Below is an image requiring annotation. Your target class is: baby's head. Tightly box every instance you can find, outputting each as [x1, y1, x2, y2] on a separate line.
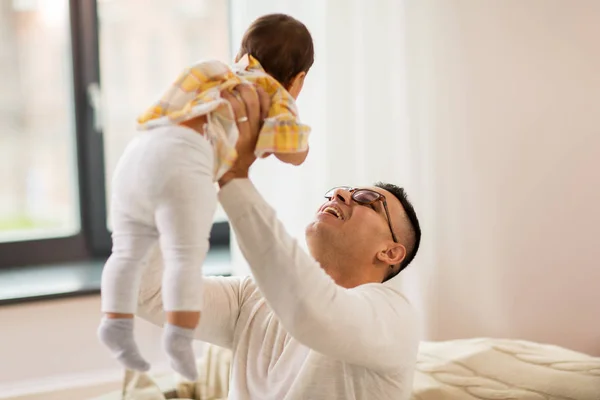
[235, 14, 314, 99]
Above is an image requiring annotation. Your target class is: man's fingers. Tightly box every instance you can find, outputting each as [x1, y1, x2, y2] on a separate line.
[256, 86, 270, 121]
[221, 90, 245, 121]
[223, 85, 270, 126]
[234, 84, 260, 128]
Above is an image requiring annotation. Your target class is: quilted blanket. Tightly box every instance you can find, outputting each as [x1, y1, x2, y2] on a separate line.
[93, 338, 600, 399]
[412, 338, 600, 399]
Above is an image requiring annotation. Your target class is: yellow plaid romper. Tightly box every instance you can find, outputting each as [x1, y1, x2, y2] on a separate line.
[137, 54, 311, 180]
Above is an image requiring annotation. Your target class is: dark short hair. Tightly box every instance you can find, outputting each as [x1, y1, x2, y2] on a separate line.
[375, 182, 421, 280]
[236, 13, 314, 89]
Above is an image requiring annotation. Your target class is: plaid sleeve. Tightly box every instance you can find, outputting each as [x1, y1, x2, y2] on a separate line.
[249, 75, 311, 155]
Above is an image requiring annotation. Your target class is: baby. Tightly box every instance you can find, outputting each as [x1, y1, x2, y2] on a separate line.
[98, 13, 314, 381]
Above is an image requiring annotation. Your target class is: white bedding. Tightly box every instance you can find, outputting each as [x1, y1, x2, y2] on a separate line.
[93, 338, 600, 399]
[412, 338, 600, 399]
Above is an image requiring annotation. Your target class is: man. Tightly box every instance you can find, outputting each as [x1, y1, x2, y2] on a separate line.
[137, 85, 422, 399]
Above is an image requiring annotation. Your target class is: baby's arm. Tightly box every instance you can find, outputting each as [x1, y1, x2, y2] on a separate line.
[252, 76, 310, 166]
[274, 149, 309, 166]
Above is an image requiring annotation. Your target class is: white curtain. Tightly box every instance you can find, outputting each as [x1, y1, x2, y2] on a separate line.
[227, 0, 425, 311]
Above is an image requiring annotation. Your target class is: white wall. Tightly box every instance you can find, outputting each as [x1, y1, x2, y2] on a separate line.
[407, 0, 600, 355]
[0, 295, 203, 398]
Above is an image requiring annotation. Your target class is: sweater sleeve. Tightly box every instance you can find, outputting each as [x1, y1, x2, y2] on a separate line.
[218, 179, 419, 371]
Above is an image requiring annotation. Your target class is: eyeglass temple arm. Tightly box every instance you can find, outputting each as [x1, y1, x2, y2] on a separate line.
[382, 201, 398, 243]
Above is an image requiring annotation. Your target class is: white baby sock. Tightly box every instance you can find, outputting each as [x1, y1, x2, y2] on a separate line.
[163, 323, 198, 381]
[97, 317, 150, 372]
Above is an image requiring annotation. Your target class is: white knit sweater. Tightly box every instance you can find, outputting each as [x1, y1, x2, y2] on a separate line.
[137, 179, 419, 399]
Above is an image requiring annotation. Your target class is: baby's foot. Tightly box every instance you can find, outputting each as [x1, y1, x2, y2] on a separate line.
[98, 317, 150, 372]
[163, 323, 198, 381]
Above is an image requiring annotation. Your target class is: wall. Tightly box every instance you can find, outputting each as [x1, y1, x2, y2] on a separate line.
[0, 295, 203, 398]
[407, 0, 600, 355]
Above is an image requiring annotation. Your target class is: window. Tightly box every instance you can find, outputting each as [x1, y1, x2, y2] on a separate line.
[0, 0, 79, 244]
[0, 0, 231, 269]
[0, 0, 87, 267]
[97, 0, 231, 225]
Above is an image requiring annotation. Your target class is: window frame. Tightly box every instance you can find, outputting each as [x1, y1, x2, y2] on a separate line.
[0, 0, 230, 269]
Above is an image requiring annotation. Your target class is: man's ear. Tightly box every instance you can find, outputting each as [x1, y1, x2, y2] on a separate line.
[376, 243, 406, 267]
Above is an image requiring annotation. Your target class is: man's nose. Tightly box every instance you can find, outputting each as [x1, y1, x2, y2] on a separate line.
[331, 187, 352, 205]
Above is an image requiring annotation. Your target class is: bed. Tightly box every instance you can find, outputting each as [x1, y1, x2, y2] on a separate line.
[92, 338, 600, 399]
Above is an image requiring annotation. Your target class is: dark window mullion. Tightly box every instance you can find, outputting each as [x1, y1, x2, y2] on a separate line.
[70, 0, 111, 257]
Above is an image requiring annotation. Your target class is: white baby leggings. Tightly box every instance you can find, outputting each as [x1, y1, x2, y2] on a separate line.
[101, 125, 216, 314]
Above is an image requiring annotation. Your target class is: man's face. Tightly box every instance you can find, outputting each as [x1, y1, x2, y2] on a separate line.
[305, 186, 405, 268]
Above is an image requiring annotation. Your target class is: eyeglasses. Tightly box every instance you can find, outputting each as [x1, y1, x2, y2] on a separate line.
[324, 186, 398, 243]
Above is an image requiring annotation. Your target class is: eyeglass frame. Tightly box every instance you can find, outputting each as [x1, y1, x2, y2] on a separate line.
[324, 186, 398, 243]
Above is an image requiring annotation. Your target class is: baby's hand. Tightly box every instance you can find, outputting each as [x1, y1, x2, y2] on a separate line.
[274, 149, 309, 166]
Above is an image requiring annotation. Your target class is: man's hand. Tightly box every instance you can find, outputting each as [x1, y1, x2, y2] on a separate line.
[218, 84, 270, 188]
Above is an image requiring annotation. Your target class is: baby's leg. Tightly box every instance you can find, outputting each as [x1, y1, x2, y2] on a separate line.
[156, 169, 217, 381]
[98, 210, 158, 372]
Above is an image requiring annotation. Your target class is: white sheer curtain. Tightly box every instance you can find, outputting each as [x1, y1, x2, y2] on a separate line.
[227, 0, 426, 314]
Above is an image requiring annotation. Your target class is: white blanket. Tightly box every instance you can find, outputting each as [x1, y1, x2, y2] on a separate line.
[412, 338, 600, 400]
[93, 338, 600, 399]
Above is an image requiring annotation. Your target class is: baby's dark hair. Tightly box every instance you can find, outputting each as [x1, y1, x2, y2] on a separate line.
[236, 13, 314, 89]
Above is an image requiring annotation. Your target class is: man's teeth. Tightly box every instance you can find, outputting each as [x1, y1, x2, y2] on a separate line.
[324, 207, 342, 219]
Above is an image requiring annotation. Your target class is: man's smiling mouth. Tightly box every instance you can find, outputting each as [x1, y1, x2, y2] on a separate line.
[322, 206, 343, 220]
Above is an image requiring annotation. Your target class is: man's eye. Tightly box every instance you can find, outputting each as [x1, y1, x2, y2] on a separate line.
[370, 204, 377, 211]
